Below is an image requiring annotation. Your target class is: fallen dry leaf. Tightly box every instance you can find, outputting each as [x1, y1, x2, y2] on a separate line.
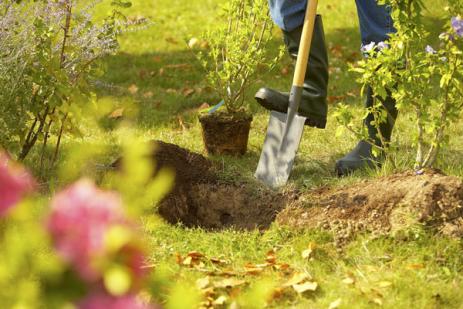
[212, 295, 227, 306]
[108, 108, 124, 119]
[153, 101, 162, 109]
[265, 249, 277, 265]
[128, 84, 138, 95]
[182, 256, 193, 266]
[407, 263, 425, 270]
[378, 281, 392, 288]
[244, 264, 264, 276]
[328, 298, 342, 309]
[188, 37, 199, 49]
[175, 252, 183, 265]
[200, 40, 209, 49]
[372, 297, 383, 306]
[328, 95, 346, 103]
[270, 287, 285, 300]
[346, 91, 357, 97]
[216, 270, 238, 277]
[274, 263, 291, 272]
[187, 251, 204, 259]
[342, 276, 355, 285]
[283, 272, 311, 287]
[280, 66, 290, 76]
[210, 257, 228, 265]
[330, 44, 344, 58]
[214, 278, 246, 289]
[143, 91, 154, 99]
[196, 277, 211, 290]
[198, 103, 210, 110]
[301, 242, 317, 259]
[182, 87, 195, 97]
[292, 281, 318, 293]
[138, 69, 148, 80]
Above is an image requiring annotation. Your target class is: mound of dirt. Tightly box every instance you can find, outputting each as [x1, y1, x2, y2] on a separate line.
[113, 141, 463, 239]
[277, 170, 463, 243]
[141, 141, 290, 230]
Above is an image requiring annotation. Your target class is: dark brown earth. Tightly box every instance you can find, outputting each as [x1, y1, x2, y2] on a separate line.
[141, 141, 289, 230]
[277, 170, 463, 243]
[115, 141, 463, 239]
[199, 113, 252, 156]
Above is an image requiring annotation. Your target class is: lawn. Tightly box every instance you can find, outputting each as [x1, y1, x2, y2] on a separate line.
[21, 0, 463, 307]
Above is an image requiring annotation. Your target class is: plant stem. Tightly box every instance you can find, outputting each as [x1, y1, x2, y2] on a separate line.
[52, 113, 68, 164]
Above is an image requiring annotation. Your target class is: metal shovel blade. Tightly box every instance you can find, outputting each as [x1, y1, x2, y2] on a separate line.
[255, 111, 306, 188]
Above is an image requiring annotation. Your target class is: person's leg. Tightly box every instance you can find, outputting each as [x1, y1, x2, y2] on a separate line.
[355, 0, 395, 47]
[256, 0, 329, 129]
[268, 0, 307, 32]
[335, 0, 398, 176]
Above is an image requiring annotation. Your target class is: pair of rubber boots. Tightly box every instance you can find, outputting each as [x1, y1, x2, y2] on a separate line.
[255, 15, 398, 176]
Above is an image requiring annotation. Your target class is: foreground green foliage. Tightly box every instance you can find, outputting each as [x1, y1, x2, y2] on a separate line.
[336, 0, 463, 170]
[1, 0, 462, 308]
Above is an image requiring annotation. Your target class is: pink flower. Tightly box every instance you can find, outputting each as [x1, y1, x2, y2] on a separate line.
[47, 179, 125, 281]
[79, 292, 159, 309]
[119, 243, 150, 288]
[0, 152, 35, 216]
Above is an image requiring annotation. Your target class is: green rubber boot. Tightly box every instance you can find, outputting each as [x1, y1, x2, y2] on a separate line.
[254, 15, 329, 129]
[335, 87, 398, 176]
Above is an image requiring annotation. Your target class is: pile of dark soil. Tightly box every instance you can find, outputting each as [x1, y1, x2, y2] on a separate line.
[113, 141, 463, 240]
[143, 141, 290, 230]
[277, 170, 463, 242]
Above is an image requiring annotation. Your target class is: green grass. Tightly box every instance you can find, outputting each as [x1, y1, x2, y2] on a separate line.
[34, 0, 463, 307]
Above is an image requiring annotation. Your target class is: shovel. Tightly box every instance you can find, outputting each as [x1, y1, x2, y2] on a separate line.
[255, 0, 318, 188]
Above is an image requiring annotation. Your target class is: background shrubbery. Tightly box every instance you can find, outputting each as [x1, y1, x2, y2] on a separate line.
[0, 0, 125, 164]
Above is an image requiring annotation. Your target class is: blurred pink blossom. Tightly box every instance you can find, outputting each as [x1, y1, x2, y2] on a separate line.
[48, 179, 125, 281]
[0, 152, 35, 216]
[79, 292, 159, 309]
[120, 243, 150, 288]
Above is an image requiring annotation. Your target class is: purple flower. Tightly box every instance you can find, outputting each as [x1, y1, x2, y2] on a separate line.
[425, 45, 436, 54]
[377, 41, 389, 50]
[451, 16, 463, 37]
[361, 42, 376, 54]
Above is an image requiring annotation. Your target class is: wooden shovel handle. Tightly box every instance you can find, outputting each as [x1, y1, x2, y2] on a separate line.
[293, 0, 318, 87]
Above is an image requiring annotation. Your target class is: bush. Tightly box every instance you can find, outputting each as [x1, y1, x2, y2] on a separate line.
[0, 0, 128, 164]
[195, 0, 282, 115]
[335, 0, 463, 170]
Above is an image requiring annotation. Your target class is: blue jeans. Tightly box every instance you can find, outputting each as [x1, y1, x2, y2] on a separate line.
[269, 0, 396, 46]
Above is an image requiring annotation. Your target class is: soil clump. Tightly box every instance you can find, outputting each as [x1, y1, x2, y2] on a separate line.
[277, 170, 463, 243]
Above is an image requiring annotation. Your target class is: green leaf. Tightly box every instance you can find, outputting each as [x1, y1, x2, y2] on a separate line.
[111, 0, 132, 8]
[104, 266, 132, 296]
